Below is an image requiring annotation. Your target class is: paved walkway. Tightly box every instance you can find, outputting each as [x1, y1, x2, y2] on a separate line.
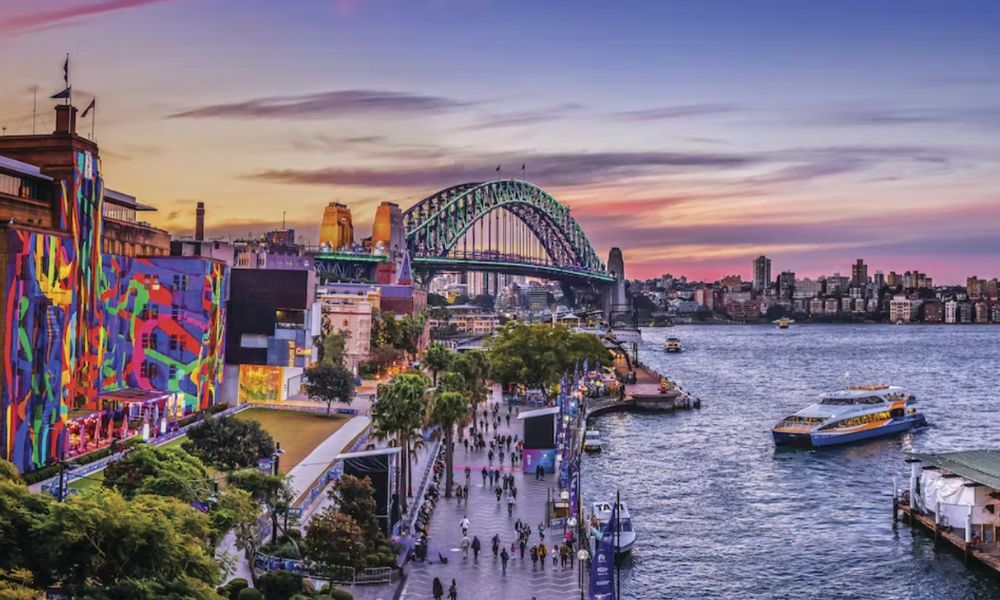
[400, 393, 580, 600]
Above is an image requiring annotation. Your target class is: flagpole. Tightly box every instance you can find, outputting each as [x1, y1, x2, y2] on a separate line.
[616, 488, 621, 600]
[32, 88, 37, 135]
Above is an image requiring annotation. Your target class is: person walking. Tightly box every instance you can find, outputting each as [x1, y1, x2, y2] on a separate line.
[519, 537, 527, 559]
[491, 533, 500, 557]
[537, 542, 547, 566]
[560, 543, 570, 568]
[507, 493, 515, 517]
[488, 449, 494, 466]
[460, 516, 470, 536]
[432, 577, 444, 600]
[448, 579, 458, 600]
[461, 535, 470, 560]
[495, 486, 502, 503]
[465, 465, 471, 482]
[551, 543, 559, 568]
[512, 485, 518, 501]
[481, 467, 487, 485]
[471, 536, 481, 562]
[455, 485, 463, 505]
[529, 545, 538, 569]
[500, 547, 510, 575]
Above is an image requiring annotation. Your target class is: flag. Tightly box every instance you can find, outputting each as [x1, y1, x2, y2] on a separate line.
[495, 164, 501, 172]
[521, 163, 525, 171]
[63, 55, 69, 85]
[589, 503, 617, 599]
[50, 87, 71, 100]
[81, 98, 95, 118]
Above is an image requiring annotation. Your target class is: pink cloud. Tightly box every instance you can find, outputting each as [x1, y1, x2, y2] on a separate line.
[0, 0, 172, 34]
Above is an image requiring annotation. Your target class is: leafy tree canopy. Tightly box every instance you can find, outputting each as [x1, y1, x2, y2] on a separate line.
[303, 362, 356, 414]
[102, 444, 210, 503]
[183, 416, 276, 471]
[485, 322, 609, 389]
[305, 511, 367, 570]
[328, 474, 382, 545]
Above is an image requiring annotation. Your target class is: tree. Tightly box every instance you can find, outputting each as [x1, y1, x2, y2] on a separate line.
[303, 362, 355, 415]
[371, 373, 428, 498]
[213, 488, 263, 585]
[427, 293, 449, 307]
[256, 571, 307, 600]
[305, 511, 367, 571]
[102, 444, 211, 503]
[364, 345, 403, 377]
[485, 322, 608, 389]
[44, 489, 221, 592]
[428, 390, 467, 498]
[0, 465, 53, 586]
[183, 415, 275, 471]
[450, 350, 491, 425]
[314, 330, 348, 367]
[328, 474, 382, 544]
[423, 342, 452, 386]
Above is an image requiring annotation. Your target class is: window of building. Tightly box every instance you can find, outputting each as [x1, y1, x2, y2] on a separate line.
[169, 335, 179, 351]
[171, 306, 180, 319]
[141, 333, 150, 348]
[240, 334, 268, 349]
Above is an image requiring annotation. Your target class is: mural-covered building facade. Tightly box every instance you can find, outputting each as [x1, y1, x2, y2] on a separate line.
[0, 104, 226, 473]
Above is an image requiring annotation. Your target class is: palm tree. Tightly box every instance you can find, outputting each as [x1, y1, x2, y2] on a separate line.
[371, 373, 429, 503]
[423, 342, 452, 386]
[453, 350, 491, 428]
[429, 390, 467, 498]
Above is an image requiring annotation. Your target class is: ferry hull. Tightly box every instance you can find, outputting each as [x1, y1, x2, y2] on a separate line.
[773, 415, 926, 448]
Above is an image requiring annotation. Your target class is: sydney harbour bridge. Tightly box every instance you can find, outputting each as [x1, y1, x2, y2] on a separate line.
[314, 180, 628, 312]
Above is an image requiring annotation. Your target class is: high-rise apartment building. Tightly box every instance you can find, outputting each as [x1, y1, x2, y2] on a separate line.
[752, 255, 771, 292]
[851, 259, 868, 287]
[319, 202, 354, 249]
[873, 271, 886, 289]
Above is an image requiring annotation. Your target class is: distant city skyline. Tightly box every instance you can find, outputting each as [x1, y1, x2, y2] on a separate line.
[3, 1, 1000, 284]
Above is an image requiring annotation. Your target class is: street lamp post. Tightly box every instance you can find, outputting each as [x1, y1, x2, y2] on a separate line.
[271, 442, 285, 543]
[577, 547, 590, 599]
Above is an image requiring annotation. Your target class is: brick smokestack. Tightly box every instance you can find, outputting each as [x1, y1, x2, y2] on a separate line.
[195, 202, 205, 241]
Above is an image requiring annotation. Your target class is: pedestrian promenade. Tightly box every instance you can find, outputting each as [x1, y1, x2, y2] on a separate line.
[400, 396, 580, 600]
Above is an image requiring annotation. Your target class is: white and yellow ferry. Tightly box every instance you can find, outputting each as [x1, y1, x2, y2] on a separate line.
[772, 385, 926, 447]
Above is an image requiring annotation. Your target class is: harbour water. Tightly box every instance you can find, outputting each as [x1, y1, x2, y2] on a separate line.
[582, 324, 1000, 600]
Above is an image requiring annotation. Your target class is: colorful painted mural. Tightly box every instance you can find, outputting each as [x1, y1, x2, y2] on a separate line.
[238, 364, 284, 403]
[0, 150, 228, 473]
[0, 229, 77, 472]
[100, 256, 227, 413]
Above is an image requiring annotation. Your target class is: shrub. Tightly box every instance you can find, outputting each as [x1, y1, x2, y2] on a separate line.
[328, 589, 353, 600]
[257, 571, 305, 600]
[237, 589, 263, 600]
[218, 578, 249, 600]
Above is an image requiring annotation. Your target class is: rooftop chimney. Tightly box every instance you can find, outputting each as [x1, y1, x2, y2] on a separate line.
[195, 202, 205, 241]
[54, 105, 77, 135]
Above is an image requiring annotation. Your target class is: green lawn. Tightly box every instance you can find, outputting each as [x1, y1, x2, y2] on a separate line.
[234, 408, 347, 473]
[68, 469, 104, 492]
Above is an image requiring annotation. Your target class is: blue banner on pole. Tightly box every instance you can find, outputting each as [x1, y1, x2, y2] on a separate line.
[589, 503, 616, 600]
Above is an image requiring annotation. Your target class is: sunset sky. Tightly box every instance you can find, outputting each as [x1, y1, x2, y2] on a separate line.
[2, 0, 999, 283]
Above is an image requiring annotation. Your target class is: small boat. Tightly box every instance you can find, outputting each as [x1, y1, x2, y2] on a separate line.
[773, 317, 794, 329]
[583, 429, 603, 453]
[592, 500, 637, 554]
[772, 384, 926, 448]
[664, 336, 682, 353]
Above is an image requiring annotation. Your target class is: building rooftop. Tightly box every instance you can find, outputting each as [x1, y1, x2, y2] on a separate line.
[0, 154, 52, 180]
[105, 188, 157, 211]
[911, 450, 1000, 490]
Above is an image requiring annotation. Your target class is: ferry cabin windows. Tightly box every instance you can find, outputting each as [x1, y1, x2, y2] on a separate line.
[820, 395, 885, 405]
[777, 416, 824, 428]
[820, 410, 891, 430]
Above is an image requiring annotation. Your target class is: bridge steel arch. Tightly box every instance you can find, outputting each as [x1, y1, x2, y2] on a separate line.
[402, 180, 608, 281]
